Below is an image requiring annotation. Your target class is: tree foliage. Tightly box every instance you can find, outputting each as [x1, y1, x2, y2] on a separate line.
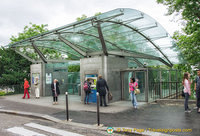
[68, 65, 80, 72]
[157, 0, 200, 71]
[0, 47, 31, 85]
[10, 23, 48, 43]
[76, 14, 87, 22]
[0, 23, 49, 85]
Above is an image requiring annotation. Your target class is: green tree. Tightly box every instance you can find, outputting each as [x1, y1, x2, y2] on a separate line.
[157, 0, 200, 70]
[68, 65, 80, 72]
[10, 23, 48, 43]
[10, 23, 62, 60]
[76, 14, 87, 21]
[0, 23, 50, 85]
[0, 47, 31, 85]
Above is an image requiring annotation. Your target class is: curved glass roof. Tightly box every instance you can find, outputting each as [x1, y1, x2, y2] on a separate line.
[8, 8, 181, 67]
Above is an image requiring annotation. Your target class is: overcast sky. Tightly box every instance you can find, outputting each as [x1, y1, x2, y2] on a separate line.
[0, 0, 182, 46]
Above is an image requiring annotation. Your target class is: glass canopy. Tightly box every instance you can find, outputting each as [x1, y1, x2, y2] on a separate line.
[8, 8, 182, 67]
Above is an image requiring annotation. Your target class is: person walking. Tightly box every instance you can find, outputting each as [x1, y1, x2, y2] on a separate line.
[83, 78, 91, 104]
[96, 75, 109, 107]
[51, 79, 60, 105]
[195, 69, 200, 113]
[22, 78, 30, 99]
[129, 77, 138, 109]
[183, 72, 191, 113]
[34, 77, 40, 99]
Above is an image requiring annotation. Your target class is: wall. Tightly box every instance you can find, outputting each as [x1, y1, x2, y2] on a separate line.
[80, 56, 128, 102]
[30, 64, 43, 96]
[107, 56, 128, 101]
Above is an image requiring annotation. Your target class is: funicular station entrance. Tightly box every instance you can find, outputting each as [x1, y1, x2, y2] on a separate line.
[8, 8, 182, 103]
[121, 68, 182, 102]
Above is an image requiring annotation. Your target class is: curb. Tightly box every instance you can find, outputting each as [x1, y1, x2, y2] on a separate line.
[0, 109, 62, 123]
[155, 99, 196, 105]
[0, 109, 174, 136]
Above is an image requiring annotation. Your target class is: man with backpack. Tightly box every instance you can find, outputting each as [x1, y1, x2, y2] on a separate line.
[84, 78, 91, 104]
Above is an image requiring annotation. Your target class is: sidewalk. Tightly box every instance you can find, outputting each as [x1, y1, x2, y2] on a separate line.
[1, 94, 199, 136]
[2, 94, 147, 113]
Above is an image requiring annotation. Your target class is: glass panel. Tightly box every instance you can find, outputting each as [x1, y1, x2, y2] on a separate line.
[8, 8, 182, 66]
[135, 71, 146, 101]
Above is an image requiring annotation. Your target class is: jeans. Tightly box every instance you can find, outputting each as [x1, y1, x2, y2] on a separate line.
[130, 91, 137, 107]
[184, 93, 189, 111]
[84, 91, 90, 104]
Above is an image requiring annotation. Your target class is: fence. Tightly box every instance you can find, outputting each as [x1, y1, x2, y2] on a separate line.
[67, 83, 81, 95]
[149, 82, 183, 101]
[0, 84, 24, 94]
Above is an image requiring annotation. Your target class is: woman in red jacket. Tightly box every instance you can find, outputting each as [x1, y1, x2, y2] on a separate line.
[23, 78, 30, 99]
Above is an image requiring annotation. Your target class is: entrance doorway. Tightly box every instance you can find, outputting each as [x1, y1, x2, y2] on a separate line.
[121, 68, 148, 102]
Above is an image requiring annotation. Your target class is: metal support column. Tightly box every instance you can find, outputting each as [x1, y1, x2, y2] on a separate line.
[169, 70, 171, 98]
[58, 34, 87, 56]
[31, 42, 47, 63]
[145, 69, 149, 102]
[97, 22, 108, 56]
[159, 70, 162, 99]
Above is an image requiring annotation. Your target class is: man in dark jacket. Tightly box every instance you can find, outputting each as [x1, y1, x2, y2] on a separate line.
[96, 75, 109, 106]
[195, 69, 200, 113]
[51, 79, 60, 105]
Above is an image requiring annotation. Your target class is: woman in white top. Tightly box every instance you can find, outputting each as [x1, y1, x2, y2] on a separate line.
[183, 72, 191, 112]
[34, 77, 40, 99]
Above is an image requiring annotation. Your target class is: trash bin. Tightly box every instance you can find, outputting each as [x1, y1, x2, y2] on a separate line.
[89, 89, 97, 103]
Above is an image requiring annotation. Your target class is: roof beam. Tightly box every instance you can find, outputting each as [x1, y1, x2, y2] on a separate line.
[96, 22, 108, 56]
[58, 34, 87, 56]
[87, 50, 172, 67]
[108, 50, 172, 67]
[128, 58, 146, 68]
[13, 49, 36, 63]
[105, 20, 173, 66]
[31, 42, 47, 63]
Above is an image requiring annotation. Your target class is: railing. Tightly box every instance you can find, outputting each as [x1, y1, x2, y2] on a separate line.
[0, 84, 24, 94]
[66, 83, 81, 95]
[149, 82, 183, 101]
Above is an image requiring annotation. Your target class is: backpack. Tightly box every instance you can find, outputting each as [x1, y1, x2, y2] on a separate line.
[84, 82, 88, 91]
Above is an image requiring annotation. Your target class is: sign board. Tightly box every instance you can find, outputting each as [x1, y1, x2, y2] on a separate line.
[46, 73, 52, 84]
[32, 73, 40, 84]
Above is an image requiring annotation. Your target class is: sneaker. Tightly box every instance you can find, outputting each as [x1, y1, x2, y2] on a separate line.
[134, 106, 137, 109]
[194, 107, 198, 110]
[185, 110, 191, 113]
[53, 102, 56, 105]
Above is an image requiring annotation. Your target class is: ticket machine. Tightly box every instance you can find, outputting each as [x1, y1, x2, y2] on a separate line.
[85, 74, 98, 103]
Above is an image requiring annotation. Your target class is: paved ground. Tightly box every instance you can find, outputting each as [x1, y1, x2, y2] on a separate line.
[2, 94, 147, 113]
[1, 94, 200, 136]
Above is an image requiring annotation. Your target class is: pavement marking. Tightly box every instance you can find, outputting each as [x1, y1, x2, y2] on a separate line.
[25, 123, 84, 136]
[6, 126, 46, 136]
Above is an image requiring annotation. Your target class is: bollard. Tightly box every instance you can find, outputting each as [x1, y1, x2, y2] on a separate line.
[97, 92, 100, 126]
[65, 92, 69, 121]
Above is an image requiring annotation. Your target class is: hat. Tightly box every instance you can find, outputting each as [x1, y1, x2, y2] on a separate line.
[197, 69, 200, 71]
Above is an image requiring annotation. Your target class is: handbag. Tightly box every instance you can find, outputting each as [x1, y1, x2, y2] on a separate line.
[135, 89, 140, 95]
[108, 92, 113, 101]
[181, 86, 185, 97]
